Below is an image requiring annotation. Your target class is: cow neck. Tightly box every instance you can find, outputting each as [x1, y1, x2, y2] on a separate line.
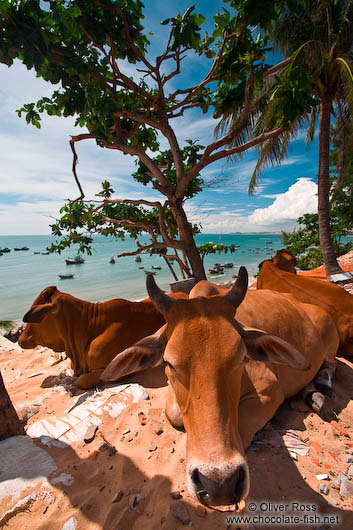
[62, 297, 95, 354]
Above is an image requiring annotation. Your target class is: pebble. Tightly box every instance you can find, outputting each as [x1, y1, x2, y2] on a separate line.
[62, 517, 77, 530]
[84, 425, 98, 444]
[339, 476, 353, 498]
[154, 429, 164, 436]
[170, 491, 182, 500]
[129, 493, 145, 510]
[320, 484, 329, 495]
[149, 444, 158, 452]
[112, 491, 124, 503]
[316, 474, 330, 481]
[170, 501, 191, 525]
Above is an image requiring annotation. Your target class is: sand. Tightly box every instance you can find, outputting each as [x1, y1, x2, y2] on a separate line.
[1, 335, 353, 530]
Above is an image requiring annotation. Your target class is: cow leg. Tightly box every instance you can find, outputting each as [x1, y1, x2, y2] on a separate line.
[300, 381, 336, 421]
[76, 370, 104, 390]
[313, 360, 336, 397]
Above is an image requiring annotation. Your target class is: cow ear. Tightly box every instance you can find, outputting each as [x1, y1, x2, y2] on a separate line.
[23, 303, 54, 323]
[23, 298, 61, 323]
[100, 325, 168, 383]
[242, 329, 311, 371]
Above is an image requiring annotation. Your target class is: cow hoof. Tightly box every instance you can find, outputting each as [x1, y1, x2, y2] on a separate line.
[306, 391, 325, 413]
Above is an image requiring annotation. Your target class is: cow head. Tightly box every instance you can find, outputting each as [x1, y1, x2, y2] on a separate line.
[18, 286, 65, 351]
[259, 249, 297, 273]
[102, 269, 309, 509]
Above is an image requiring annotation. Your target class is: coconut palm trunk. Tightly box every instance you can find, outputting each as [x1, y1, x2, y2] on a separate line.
[318, 94, 343, 276]
[0, 371, 24, 441]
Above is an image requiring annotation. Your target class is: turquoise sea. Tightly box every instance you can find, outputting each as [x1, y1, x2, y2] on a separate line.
[0, 233, 284, 320]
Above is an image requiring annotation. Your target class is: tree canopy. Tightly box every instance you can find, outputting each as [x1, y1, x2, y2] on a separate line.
[0, 0, 320, 280]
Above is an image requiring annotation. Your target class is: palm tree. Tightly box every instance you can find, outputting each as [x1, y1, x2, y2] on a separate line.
[250, 0, 353, 276]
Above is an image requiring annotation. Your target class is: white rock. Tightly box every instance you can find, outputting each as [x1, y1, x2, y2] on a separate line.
[51, 473, 75, 486]
[62, 517, 77, 530]
[316, 474, 330, 481]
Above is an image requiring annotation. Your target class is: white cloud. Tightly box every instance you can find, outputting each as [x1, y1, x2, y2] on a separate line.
[249, 178, 317, 226]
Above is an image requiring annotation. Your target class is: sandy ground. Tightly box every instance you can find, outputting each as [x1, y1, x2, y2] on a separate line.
[1, 336, 353, 530]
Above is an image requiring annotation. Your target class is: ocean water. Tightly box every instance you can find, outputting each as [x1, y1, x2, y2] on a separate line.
[0, 233, 284, 320]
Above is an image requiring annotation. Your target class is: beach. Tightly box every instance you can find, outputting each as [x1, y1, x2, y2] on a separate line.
[2, 251, 353, 529]
[1, 336, 353, 529]
[0, 233, 284, 320]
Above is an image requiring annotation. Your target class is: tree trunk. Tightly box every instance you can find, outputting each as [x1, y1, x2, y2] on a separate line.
[0, 371, 24, 441]
[169, 199, 207, 281]
[318, 95, 343, 277]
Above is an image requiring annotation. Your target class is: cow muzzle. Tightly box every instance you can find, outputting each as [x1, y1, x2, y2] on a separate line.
[188, 458, 249, 509]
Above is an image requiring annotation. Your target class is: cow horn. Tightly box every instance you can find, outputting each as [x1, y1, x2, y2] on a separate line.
[146, 274, 174, 316]
[225, 266, 248, 308]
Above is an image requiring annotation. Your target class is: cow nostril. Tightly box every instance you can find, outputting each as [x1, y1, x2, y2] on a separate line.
[192, 469, 210, 504]
[191, 466, 246, 506]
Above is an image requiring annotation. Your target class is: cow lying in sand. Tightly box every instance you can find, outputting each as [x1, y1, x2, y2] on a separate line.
[101, 269, 338, 509]
[18, 286, 186, 389]
[258, 249, 353, 356]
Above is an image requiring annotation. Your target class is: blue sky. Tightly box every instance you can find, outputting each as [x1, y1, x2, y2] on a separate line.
[0, 1, 319, 235]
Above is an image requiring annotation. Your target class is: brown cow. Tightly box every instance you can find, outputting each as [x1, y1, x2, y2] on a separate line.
[258, 250, 353, 356]
[101, 269, 338, 508]
[18, 285, 186, 389]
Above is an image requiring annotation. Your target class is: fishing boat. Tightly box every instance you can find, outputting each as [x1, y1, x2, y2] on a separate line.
[65, 255, 85, 265]
[152, 265, 161, 270]
[208, 268, 224, 275]
[58, 274, 75, 280]
[144, 270, 156, 275]
[42, 252, 49, 255]
[223, 262, 234, 268]
[135, 256, 142, 262]
[14, 246, 29, 251]
[109, 257, 116, 264]
[138, 266, 144, 269]
[0, 247, 11, 253]
[33, 251, 40, 254]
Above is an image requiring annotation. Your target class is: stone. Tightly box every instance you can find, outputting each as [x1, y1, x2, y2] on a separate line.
[347, 465, 353, 478]
[51, 473, 75, 486]
[319, 484, 329, 495]
[62, 517, 77, 530]
[112, 491, 124, 503]
[84, 425, 98, 444]
[339, 476, 353, 498]
[170, 501, 191, 525]
[122, 429, 131, 435]
[170, 491, 182, 500]
[316, 474, 330, 481]
[149, 444, 157, 452]
[138, 412, 148, 425]
[345, 456, 353, 463]
[129, 493, 144, 509]
[4, 322, 25, 343]
[154, 429, 164, 436]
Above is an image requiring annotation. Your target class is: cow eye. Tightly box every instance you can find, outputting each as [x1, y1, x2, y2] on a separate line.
[164, 360, 175, 372]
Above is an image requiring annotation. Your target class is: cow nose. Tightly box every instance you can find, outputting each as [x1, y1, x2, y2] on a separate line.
[191, 466, 247, 507]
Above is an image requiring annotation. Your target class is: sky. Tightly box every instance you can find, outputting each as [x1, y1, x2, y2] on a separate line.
[0, 0, 320, 235]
